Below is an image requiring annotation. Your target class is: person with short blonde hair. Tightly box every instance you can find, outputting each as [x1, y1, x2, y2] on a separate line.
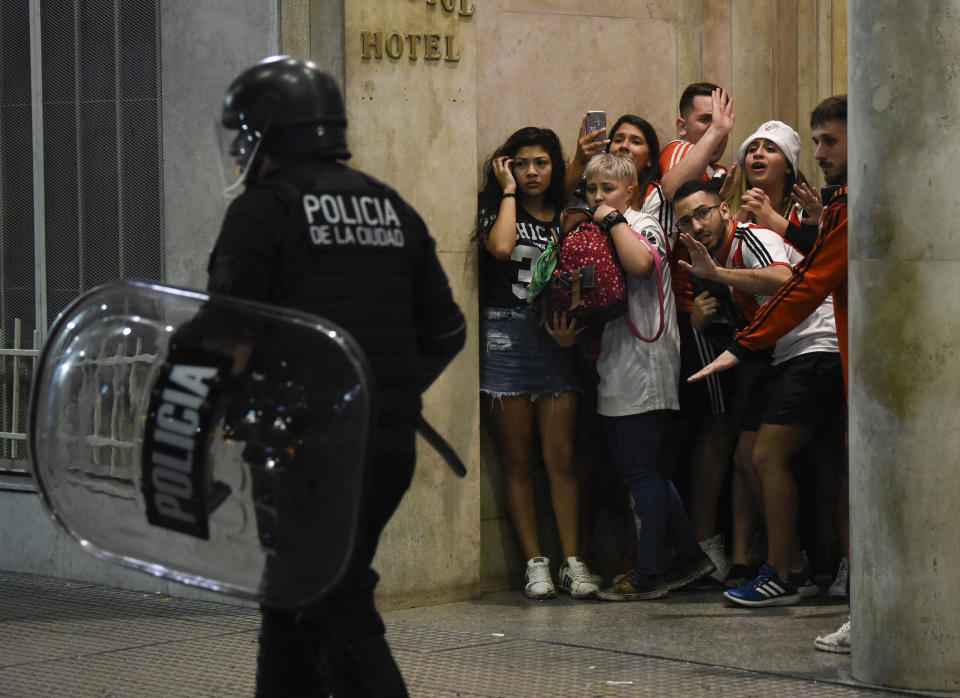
[569, 153, 716, 601]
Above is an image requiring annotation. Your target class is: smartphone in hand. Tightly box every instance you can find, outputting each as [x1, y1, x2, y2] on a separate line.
[586, 110, 606, 142]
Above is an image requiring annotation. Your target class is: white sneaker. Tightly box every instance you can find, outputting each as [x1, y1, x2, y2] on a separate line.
[585, 571, 604, 586]
[524, 557, 555, 599]
[814, 618, 851, 654]
[699, 534, 731, 583]
[557, 556, 600, 599]
[829, 557, 849, 599]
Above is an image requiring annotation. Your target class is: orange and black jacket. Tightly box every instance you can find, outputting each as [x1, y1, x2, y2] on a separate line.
[729, 185, 849, 394]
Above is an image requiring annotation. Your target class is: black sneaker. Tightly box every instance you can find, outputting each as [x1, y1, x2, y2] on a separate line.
[789, 568, 820, 598]
[724, 563, 758, 589]
[665, 551, 716, 591]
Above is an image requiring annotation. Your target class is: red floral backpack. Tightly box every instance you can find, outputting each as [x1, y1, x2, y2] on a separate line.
[527, 207, 665, 340]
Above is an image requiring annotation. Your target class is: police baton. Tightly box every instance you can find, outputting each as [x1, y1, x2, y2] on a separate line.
[416, 416, 467, 478]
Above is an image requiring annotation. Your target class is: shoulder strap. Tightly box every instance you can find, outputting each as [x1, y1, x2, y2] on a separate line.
[623, 231, 666, 343]
[559, 207, 593, 237]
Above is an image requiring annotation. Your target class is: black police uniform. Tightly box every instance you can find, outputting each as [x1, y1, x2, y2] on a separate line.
[207, 156, 465, 696]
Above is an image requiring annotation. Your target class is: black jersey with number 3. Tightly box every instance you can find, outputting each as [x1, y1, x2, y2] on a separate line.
[478, 204, 560, 309]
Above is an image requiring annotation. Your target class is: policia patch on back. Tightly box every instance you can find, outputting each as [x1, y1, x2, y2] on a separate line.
[141, 344, 231, 539]
[301, 192, 406, 248]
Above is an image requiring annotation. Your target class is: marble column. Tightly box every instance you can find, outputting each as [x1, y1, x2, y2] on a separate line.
[849, 0, 960, 690]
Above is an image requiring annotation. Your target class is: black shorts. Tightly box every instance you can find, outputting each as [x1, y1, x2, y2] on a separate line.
[677, 311, 735, 419]
[740, 351, 845, 432]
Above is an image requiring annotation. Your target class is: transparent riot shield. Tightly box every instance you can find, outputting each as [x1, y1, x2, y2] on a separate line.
[28, 280, 372, 608]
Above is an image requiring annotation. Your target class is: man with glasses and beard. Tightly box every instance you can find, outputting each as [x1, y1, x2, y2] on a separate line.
[674, 179, 844, 609]
[686, 95, 851, 652]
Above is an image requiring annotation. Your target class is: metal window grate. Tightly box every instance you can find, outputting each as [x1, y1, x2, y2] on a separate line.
[0, 0, 163, 468]
[0, 0, 36, 464]
[40, 0, 165, 320]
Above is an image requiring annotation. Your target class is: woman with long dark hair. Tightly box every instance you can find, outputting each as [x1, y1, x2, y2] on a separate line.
[476, 127, 598, 600]
[566, 114, 670, 232]
[722, 120, 827, 591]
[730, 120, 822, 254]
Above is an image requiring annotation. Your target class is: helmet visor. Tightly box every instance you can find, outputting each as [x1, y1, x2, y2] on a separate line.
[214, 106, 276, 197]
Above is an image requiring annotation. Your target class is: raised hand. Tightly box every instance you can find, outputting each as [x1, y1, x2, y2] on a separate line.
[574, 115, 610, 166]
[791, 182, 823, 224]
[493, 155, 516, 195]
[678, 232, 719, 280]
[711, 88, 736, 137]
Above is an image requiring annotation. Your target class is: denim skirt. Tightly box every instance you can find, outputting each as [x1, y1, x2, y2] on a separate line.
[479, 306, 579, 400]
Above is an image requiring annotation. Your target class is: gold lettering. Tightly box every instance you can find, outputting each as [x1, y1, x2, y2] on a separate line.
[385, 32, 404, 59]
[459, 0, 476, 16]
[361, 31, 382, 60]
[406, 34, 422, 60]
[444, 34, 461, 62]
[440, 0, 455, 11]
[424, 33, 442, 60]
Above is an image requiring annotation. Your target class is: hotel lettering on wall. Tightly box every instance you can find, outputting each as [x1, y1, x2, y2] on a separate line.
[360, 0, 475, 63]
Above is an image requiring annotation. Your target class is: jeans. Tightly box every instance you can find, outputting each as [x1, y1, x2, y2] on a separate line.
[603, 411, 700, 575]
[480, 306, 579, 400]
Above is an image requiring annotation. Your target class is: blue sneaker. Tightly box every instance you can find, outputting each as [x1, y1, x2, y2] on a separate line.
[723, 563, 800, 607]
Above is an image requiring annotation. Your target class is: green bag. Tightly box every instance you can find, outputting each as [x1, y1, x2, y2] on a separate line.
[525, 226, 560, 303]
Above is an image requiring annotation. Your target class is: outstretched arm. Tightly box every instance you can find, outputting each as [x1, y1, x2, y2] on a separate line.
[687, 349, 741, 382]
[678, 232, 791, 296]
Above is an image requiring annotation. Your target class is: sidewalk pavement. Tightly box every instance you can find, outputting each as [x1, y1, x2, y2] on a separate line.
[0, 571, 951, 697]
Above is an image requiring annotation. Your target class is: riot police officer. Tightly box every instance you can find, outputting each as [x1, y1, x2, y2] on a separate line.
[209, 55, 466, 697]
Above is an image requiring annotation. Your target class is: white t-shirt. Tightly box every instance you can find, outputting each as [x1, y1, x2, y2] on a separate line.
[722, 223, 838, 365]
[596, 209, 680, 417]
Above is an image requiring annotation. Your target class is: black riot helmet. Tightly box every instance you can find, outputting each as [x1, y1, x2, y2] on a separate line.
[220, 55, 350, 186]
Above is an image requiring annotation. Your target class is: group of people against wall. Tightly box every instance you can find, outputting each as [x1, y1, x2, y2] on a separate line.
[475, 84, 851, 651]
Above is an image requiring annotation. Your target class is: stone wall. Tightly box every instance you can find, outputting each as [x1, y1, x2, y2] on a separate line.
[343, 1, 483, 608]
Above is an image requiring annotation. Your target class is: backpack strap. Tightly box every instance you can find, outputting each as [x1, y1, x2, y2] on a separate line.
[623, 231, 666, 343]
[567, 268, 583, 311]
[559, 207, 593, 236]
[558, 208, 600, 311]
